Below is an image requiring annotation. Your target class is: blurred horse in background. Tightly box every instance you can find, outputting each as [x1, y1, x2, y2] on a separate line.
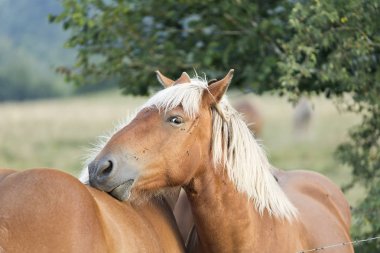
[293, 97, 313, 138]
[233, 99, 263, 136]
[0, 168, 185, 253]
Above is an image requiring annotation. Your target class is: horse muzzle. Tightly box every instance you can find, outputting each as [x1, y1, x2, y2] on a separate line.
[88, 156, 138, 201]
[88, 157, 116, 191]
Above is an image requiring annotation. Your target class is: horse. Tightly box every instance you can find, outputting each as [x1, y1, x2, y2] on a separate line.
[293, 97, 313, 138]
[0, 168, 185, 253]
[86, 70, 353, 253]
[232, 99, 263, 136]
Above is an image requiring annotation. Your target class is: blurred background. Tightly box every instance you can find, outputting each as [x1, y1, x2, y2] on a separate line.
[0, 0, 378, 251]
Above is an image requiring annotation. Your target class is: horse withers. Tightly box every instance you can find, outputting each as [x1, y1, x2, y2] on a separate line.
[0, 168, 185, 253]
[87, 70, 353, 253]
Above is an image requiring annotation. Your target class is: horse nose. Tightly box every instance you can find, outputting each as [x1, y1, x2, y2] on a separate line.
[88, 157, 115, 187]
[98, 159, 114, 178]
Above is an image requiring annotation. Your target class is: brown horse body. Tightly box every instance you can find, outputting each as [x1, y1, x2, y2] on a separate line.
[0, 169, 185, 253]
[86, 70, 353, 253]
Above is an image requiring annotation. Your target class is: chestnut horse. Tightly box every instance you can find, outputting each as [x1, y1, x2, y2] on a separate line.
[0, 168, 185, 253]
[233, 99, 263, 136]
[87, 70, 353, 253]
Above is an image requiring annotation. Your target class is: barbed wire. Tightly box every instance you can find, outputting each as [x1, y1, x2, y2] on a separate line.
[297, 236, 380, 253]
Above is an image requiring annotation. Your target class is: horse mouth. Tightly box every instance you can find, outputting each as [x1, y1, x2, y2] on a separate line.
[109, 179, 135, 201]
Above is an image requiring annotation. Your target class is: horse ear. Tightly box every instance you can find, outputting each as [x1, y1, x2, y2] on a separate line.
[208, 69, 234, 104]
[156, 70, 175, 88]
[207, 79, 218, 85]
[173, 72, 191, 85]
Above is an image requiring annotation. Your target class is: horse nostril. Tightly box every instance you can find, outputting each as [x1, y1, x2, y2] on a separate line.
[99, 160, 113, 177]
[88, 157, 116, 188]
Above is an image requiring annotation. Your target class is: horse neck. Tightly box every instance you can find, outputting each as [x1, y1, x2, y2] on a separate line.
[185, 164, 296, 253]
[184, 164, 261, 253]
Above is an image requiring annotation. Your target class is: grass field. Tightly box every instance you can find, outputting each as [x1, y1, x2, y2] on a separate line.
[0, 90, 364, 205]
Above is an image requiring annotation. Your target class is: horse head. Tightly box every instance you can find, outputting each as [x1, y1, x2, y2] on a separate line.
[88, 70, 234, 202]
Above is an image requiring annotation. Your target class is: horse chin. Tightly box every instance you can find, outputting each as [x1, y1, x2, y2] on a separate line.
[109, 177, 169, 204]
[109, 179, 135, 201]
[125, 187, 167, 206]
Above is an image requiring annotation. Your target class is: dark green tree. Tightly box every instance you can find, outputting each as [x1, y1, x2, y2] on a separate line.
[52, 0, 380, 250]
[50, 0, 293, 94]
[278, 1, 379, 251]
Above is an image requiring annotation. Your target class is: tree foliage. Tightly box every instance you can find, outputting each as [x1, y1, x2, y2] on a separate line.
[52, 0, 380, 250]
[50, 0, 294, 94]
[279, 1, 379, 250]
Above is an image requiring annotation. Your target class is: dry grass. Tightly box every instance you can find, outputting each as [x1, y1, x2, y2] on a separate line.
[0, 91, 145, 174]
[0, 90, 364, 205]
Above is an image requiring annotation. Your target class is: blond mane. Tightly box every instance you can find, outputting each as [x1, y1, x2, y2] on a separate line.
[144, 76, 297, 220]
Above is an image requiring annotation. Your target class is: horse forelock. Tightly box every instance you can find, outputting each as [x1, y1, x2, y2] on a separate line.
[142, 77, 208, 119]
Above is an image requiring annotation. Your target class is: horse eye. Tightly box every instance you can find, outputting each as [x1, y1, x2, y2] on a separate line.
[168, 116, 184, 125]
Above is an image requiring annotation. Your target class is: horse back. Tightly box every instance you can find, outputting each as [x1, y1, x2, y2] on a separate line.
[0, 168, 184, 253]
[0, 168, 110, 253]
[0, 168, 16, 182]
[275, 169, 353, 252]
[87, 186, 185, 253]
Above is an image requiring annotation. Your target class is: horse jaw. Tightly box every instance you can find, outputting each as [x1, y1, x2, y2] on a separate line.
[109, 179, 135, 201]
